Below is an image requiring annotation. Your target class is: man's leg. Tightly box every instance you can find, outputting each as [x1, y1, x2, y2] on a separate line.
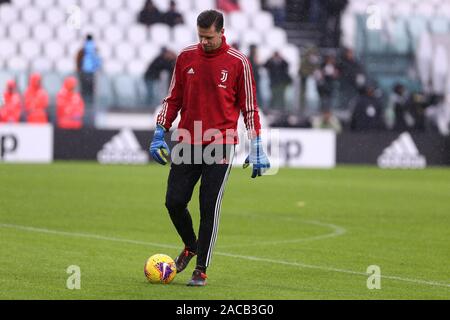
[165, 162, 202, 252]
[196, 145, 235, 273]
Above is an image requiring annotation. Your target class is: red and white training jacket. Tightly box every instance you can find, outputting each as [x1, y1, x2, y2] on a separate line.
[156, 36, 261, 145]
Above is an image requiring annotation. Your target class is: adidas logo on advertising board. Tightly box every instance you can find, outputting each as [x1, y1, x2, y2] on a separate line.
[377, 132, 426, 169]
[97, 128, 148, 164]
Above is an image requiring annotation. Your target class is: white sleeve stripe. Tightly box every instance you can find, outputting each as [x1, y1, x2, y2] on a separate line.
[227, 49, 255, 131]
[228, 49, 253, 131]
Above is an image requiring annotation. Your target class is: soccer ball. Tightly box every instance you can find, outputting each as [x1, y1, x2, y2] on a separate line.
[144, 254, 177, 284]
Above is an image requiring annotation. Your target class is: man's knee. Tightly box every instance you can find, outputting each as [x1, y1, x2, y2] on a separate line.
[165, 195, 187, 215]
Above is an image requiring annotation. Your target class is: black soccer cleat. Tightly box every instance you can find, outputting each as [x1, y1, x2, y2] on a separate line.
[187, 269, 207, 287]
[174, 247, 196, 273]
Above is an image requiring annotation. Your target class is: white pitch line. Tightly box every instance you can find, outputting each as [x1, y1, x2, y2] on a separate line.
[219, 219, 346, 248]
[1, 223, 449, 289]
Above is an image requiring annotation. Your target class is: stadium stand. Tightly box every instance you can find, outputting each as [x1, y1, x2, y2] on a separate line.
[0, 0, 449, 134]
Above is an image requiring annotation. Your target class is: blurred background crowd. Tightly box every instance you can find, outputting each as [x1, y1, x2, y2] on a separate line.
[1, 0, 450, 135]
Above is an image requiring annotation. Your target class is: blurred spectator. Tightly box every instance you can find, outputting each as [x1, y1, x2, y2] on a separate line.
[0, 0, 11, 5]
[0, 80, 21, 123]
[386, 83, 414, 131]
[311, 109, 342, 133]
[56, 77, 85, 130]
[162, 0, 184, 27]
[24, 73, 49, 123]
[138, 0, 162, 26]
[299, 46, 321, 114]
[350, 85, 384, 131]
[407, 92, 429, 132]
[337, 47, 365, 110]
[248, 44, 263, 107]
[264, 51, 291, 110]
[321, 0, 348, 47]
[316, 54, 339, 111]
[144, 47, 176, 109]
[266, 0, 286, 27]
[217, 0, 240, 13]
[76, 34, 101, 111]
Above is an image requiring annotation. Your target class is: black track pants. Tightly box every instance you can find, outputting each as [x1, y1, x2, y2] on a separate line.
[165, 144, 235, 270]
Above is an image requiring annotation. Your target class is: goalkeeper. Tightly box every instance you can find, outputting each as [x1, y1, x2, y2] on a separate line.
[149, 10, 270, 286]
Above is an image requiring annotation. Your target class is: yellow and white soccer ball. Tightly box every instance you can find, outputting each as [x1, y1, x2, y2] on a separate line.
[144, 254, 177, 284]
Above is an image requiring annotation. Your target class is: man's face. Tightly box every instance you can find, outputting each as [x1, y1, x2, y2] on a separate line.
[197, 25, 224, 52]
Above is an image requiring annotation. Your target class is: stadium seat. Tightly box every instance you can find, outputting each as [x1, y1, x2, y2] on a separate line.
[153, 0, 170, 11]
[55, 58, 75, 74]
[194, 0, 215, 12]
[56, 26, 78, 44]
[114, 74, 139, 108]
[115, 43, 136, 62]
[35, 0, 54, 9]
[240, 29, 263, 47]
[11, 0, 32, 9]
[264, 27, 288, 49]
[104, 59, 124, 75]
[96, 73, 114, 109]
[96, 42, 114, 61]
[229, 12, 250, 31]
[0, 39, 17, 60]
[31, 58, 53, 73]
[438, 4, 450, 18]
[174, 0, 193, 13]
[173, 25, 195, 47]
[44, 41, 65, 60]
[0, 5, 19, 25]
[33, 23, 54, 42]
[184, 11, 201, 31]
[416, 32, 433, 91]
[415, 3, 436, 17]
[252, 12, 275, 32]
[408, 17, 429, 51]
[21, 7, 43, 26]
[149, 24, 171, 45]
[104, 26, 125, 44]
[79, 0, 102, 11]
[392, 1, 413, 17]
[341, 12, 356, 49]
[20, 40, 41, 60]
[387, 18, 410, 54]
[239, 0, 261, 14]
[108, 0, 125, 12]
[42, 72, 63, 100]
[126, 0, 146, 12]
[126, 25, 149, 45]
[7, 57, 28, 72]
[127, 59, 147, 76]
[8, 23, 29, 42]
[280, 44, 300, 78]
[258, 46, 275, 64]
[429, 18, 449, 34]
[91, 11, 113, 28]
[224, 28, 239, 46]
[139, 43, 161, 62]
[114, 10, 134, 26]
[45, 8, 66, 27]
[432, 45, 448, 94]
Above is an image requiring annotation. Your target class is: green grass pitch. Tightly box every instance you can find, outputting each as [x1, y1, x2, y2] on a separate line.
[0, 162, 449, 299]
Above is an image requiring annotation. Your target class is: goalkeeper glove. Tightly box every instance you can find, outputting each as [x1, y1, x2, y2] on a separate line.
[150, 125, 170, 165]
[243, 136, 270, 178]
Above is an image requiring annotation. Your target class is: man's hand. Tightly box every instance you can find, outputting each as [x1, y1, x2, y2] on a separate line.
[243, 136, 270, 178]
[150, 125, 170, 165]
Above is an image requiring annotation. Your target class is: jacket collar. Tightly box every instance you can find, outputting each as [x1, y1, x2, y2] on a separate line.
[197, 36, 230, 58]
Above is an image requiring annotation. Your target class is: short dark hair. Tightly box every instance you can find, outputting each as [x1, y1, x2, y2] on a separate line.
[197, 10, 224, 32]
